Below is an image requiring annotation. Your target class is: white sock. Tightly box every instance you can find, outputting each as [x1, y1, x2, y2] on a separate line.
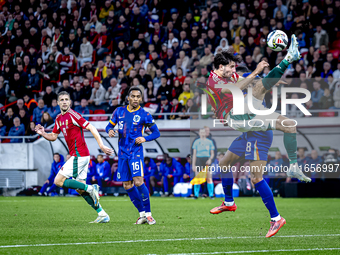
[98, 209, 107, 217]
[139, 211, 145, 218]
[224, 201, 234, 206]
[86, 185, 93, 192]
[145, 212, 152, 217]
[271, 215, 281, 222]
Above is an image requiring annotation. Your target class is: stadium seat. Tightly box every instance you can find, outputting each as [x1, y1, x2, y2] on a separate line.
[319, 112, 335, 117]
[328, 49, 340, 59]
[89, 109, 107, 121]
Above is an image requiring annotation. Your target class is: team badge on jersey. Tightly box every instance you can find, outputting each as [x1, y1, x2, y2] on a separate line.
[66, 120, 68, 126]
[133, 115, 141, 124]
[59, 121, 62, 126]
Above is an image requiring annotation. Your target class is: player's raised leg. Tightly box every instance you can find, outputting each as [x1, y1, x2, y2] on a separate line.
[210, 150, 239, 214]
[249, 160, 286, 238]
[252, 34, 301, 99]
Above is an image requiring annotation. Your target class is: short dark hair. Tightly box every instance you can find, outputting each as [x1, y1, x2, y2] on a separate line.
[214, 50, 240, 69]
[58, 91, 70, 100]
[128, 87, 142, 96]
[53, 153, 60, 156]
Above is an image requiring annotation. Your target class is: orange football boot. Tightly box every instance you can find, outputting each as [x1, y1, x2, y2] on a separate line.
[210, 201, 237, 214]
[266, 217, 286, 238]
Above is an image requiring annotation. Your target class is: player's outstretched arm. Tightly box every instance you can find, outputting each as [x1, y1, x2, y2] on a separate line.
[135, 124, 160, 144]
[86, 124, 114, 155]
[221, 61, 269, 93]
[35, 124, 59, 141]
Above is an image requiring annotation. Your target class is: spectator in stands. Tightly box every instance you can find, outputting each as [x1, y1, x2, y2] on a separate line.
[8, 117, 25, 143]
[169, 98, 183, 120]
[160, 155, 183, 196]
[41, 112, 54, 128]
[313, 25, 329, 50]
[333, 63, 340, 79]
[105, 78, 121, 103]
[306, 150, 323, 180]
[311, 81, 324, 108]
[26, 67, 40, 93]
[18, 109, 29, 131]
[155, 96, 172, 120]
[47, 99, 61, 120]
[89, 80, 106, 106]
[178, 83, 194, 106]
[102, 68, 114, 90]
[23, 95, 38, 116]
[4, 107, 16, 132]
[143, 157, 157, 194]
[82, 78, 92, 100]
[156, 76, 172, 101]
[94, 60, 108, 82]
[94, 154, 111, 189]
[33, 99, 47, 125]
[58, 79, 74, 98]
[72, 83, 83, 106]
[78, 37, 93, 68]
[38, 54, 60, 85]
[297, 147, 308, 172]
[0, 119, 6, 137]
[75, 99, 90, 120]
[43, 86, 57, 108]
[319, 88, 334, 109]
[38, 153, 64, 196]
[144, 81, 157, 103]
[199, 47, 213, 68]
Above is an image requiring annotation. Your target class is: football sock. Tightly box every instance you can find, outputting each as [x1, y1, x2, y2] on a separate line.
[81, 192, 101, 211]
[262, 59, 289, 90]
[47, 184, 58, 194]
[207, 183, 214, 197]
[222, 174, 234, 202]
[284, 133, 298, 164]
[137, 183, 151, 213]
[194, 184, 200, 197]
[255, 180, 280, 220]
[63, 179, 86, 190]
[126, 185, 145, 212]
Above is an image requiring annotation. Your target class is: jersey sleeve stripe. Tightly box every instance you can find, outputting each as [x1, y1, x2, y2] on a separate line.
[69, 109, 81, 120]
[109, 120, 116, 126]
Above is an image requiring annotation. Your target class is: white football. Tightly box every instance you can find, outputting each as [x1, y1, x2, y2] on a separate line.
[267, 30, 288, 52]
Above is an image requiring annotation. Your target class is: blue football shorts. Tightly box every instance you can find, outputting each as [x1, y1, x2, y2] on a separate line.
[117, 158, 145, 182]
[228, 130, 273, 161]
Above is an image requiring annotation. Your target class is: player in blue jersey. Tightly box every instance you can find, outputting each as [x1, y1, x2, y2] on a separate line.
[210, 68, 288, 238]
[105, 87, 160, 225]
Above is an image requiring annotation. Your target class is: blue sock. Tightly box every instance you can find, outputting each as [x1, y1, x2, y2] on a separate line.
[137, 183, 151, 213]
[194, 185, 200, 197]
[255, 180, 279, 219]
[222, 174, 234, 202]
[40, 183, 49, 194]
[207, 183, 214, 197]
[47, 184, 58, 194]
[126, 186, 145, 213]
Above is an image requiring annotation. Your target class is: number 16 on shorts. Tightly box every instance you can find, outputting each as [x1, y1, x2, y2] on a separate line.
[130, 159, 144, 178]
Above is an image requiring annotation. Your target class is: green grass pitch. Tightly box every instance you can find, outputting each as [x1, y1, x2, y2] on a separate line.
[0, 196, 340, 254]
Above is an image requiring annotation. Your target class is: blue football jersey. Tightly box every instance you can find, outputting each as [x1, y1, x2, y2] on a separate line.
[109, 105, 155, 159]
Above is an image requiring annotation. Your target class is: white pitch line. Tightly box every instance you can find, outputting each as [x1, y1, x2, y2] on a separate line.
[0, 234, 339, 249]
[163, 248, 340, 255]
[0, 199, 129, 202]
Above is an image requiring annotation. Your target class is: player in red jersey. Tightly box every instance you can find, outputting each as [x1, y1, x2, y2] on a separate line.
[35, 91, 114, 223]
[206, 50, 268, 120]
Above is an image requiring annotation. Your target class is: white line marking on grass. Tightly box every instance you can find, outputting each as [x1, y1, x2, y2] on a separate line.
[163, 247, 340, 255]
[0, 199, 129, 202]
[0, 234, 339, 249]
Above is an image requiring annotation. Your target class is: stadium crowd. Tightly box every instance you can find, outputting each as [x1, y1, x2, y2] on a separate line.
[0, 0, 340, 140]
